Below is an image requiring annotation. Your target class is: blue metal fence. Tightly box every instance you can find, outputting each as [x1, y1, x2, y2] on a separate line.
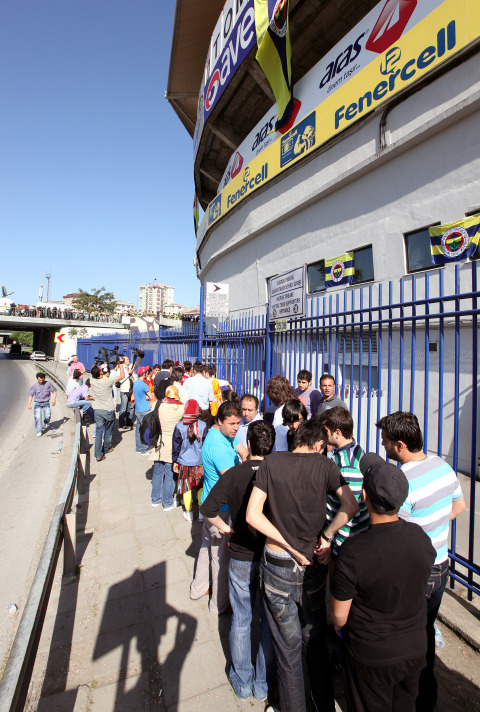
[77, 261, 479, 598]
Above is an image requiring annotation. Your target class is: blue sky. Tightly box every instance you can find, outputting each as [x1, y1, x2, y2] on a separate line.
[0, 1, 200, 309]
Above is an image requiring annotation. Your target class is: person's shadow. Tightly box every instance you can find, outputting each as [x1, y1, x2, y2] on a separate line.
[92, 562, 197, 709]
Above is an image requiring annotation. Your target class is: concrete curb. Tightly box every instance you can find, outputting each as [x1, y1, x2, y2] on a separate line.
[438, 588, 480, 652]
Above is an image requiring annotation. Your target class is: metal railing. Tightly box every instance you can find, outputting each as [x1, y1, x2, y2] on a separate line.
[0, 366, 87, 712]
[2, 307, 121, 323]
[76, 262, 479, 599]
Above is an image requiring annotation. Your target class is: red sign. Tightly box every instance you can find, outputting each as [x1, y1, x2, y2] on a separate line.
[365, 0, 417, 54]
[230, 152, 244, 179]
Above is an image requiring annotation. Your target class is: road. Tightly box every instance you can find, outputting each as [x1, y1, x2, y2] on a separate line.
[0, 354, 72, 677]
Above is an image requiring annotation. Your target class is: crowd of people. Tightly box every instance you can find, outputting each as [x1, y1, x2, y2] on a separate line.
[26, 358, 466, 712]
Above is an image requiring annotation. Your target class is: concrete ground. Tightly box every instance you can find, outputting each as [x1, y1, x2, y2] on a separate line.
[0, 357, 72, 678]
[23, 418, 480, 712]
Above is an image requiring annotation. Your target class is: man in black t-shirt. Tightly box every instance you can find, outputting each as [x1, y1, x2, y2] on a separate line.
[201, 421, 276, 703]
[246, 420, 358, 712]
[331, 453, 436, 712]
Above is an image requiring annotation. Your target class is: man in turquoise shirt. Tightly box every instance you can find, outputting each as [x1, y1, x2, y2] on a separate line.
[190, 401, 247, 614]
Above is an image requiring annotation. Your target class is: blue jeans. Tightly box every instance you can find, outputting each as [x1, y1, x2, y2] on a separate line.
[229, 558, 275, 701]
[417, 560, 449, 710]
[93, 409, 115, 459]
[261, 550, 334, 712]
[152, 461, 175, 508]
[34, 401, 51, 433]
[68, 400, 94, 418]
[119, 392, 134, 427]
[135, 410, 149, 453]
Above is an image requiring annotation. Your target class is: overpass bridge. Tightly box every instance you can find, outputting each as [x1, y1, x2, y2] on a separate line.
[0, 310, 124, 356]
[0, 309, 183, 356]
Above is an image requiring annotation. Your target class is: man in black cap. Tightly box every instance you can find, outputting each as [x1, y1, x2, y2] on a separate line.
[331, 453, 436, 712]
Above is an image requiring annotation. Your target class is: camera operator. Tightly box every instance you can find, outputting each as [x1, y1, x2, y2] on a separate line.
[90, 360, 124, 461]
[114, 355, 135, 429]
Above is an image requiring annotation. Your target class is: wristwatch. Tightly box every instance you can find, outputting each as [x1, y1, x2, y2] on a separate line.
[321, 529, 334, 543]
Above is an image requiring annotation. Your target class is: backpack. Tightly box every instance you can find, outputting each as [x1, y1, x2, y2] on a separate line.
[139, 400, 162, 448]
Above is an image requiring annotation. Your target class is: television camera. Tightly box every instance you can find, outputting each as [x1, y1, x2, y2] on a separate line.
[93, 345, 144, 371]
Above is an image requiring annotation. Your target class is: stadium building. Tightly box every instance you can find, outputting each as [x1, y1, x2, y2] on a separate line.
[167, 0, 480, 316]
[167, 0, 480, 482]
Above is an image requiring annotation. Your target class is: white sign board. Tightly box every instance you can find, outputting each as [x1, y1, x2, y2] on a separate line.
[269, 267, 305, 321]
[205, 282, 230, 318]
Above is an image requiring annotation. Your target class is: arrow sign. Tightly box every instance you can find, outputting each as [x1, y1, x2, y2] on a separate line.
[205, 282, 229, 317]
[54, 332, 66, 343]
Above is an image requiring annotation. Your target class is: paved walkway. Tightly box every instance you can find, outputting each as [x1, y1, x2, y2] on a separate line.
[24, 418, 480, 712]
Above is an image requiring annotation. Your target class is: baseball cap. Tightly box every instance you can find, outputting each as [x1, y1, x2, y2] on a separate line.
[359, 452, 409, 511]
[137, 366, 150, 376]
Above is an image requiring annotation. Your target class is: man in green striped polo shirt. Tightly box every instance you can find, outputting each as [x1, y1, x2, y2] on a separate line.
[319, 407, 369, 560]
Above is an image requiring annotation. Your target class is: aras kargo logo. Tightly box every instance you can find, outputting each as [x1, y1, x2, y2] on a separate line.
[366, 0, 417, 54]
[230, 152, 244, 179]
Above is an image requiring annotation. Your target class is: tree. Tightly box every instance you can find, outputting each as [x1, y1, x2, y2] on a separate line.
[72, 287, 116, 315]
[10, 330, 33, 347]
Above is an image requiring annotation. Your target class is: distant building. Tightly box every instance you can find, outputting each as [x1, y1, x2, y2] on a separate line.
[115, 299, 136, 315]
[63, 293, 81, 306]
[163, 302, 185, 316]
[139, 283, 174, 315]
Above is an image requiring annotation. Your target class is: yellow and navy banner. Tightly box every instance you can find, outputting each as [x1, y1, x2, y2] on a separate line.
[429, 215, 480, 265]
[325, 253, 355, 288]
[197, 0, 480, 243]
[193, 192, 199, 236]
[255, 0, 293, 131]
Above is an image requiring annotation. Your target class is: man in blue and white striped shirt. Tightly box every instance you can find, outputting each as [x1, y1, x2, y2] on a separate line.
[377, 411, 465, 712]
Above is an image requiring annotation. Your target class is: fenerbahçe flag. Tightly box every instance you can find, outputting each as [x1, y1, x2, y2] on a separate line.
[193, 192, 199, 236]
[429, 215, 480, 265]
[325, 253, 355, 288]
[255, 0, 293, 131]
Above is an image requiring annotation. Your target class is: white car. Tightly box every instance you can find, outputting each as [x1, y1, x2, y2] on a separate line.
[30, 351, 47, 361]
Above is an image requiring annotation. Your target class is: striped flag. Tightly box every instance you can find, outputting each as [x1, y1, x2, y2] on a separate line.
[325, 253, 355, 288]
[193, 192, 199, 236]
[255, 0, 293, 131]
[429, 215, 480, 265]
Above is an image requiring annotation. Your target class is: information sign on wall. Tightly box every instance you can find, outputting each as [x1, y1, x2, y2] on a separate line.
[269, 267, 305, 321]
[205, 282, 230, 317]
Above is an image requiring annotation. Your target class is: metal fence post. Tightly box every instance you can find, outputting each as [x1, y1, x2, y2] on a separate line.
[198, 285, 205, 363]
[158, 326, 163, 366]
[264, 305, 272, 405]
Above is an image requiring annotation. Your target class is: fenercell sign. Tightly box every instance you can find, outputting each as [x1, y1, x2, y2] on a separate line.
[218, 0, 442, 192]
[197, 0, 479, 242]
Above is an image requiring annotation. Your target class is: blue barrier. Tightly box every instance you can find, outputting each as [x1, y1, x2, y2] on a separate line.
[77, 262, 479, 599]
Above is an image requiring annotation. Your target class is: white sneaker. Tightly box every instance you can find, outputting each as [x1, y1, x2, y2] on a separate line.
[183, 510, 194, 522]
[163, 501, 178, 512]
[36, 432, 42, 438]
[198, 513, 204, 522]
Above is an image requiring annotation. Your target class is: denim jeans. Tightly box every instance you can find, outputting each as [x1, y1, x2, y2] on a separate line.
[228, 558, 275, 700]
[34, 401, 51, 433]
[417, 560, 449, 711]
[68, 400, 94, 419]
[152, 461, 175, 508]
[93, 409, 115, 459]
[119, 392, 134, 427]
[261, 550, 335, 712]
[135, 410, 149, 453]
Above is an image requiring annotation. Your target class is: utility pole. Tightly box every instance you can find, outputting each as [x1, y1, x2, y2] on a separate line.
[45, 270, 52, 303]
